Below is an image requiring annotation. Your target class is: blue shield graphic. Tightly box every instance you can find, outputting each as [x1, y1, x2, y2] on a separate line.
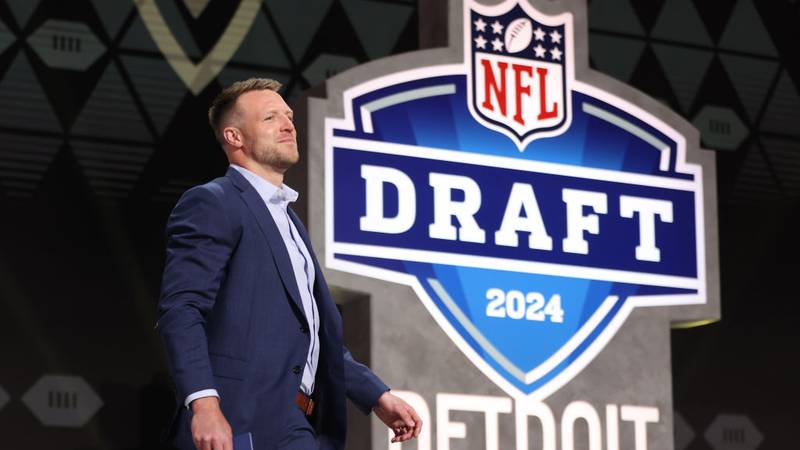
[324, 0, 707, 399]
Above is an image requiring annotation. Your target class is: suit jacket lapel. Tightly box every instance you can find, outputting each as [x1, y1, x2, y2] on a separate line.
[226, 168, 306, 321]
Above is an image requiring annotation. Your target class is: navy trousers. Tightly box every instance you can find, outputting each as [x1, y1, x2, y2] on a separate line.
[275, 405, 318, 449]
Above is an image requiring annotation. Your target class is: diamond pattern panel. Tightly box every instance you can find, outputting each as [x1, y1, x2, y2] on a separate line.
[0, 133, 60, 197]
[589, 0, 799, 203]
[718, 0, 778, 56]
[650, 0, 712, 46]
[89, 0, 134, 40]
[5, 0, 40, 29]
[266, 0, 333, 62]
[590, 34, 645, 83]
[761, 137, 800, 197]
[229, 11, 290, 68]
[720, 54, 780, 123]
[120, 55, 187, 136]
[588, 0, 644, 35]
[0, 53, 61, 132]
[651, 44, 713, 113]
[341, 0, 414, 59]
[70, 63, 152, 142]
[71, 140, 153, 198]
[732, 143, 782, 200]
[760, 71, 800, 137]
[0, 20, 15, 56]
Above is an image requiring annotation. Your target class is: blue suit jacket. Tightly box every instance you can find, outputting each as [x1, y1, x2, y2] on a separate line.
[157, 167, 388, 449]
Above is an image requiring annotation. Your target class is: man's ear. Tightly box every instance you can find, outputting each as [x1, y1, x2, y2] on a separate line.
[223, 126, 242, 149]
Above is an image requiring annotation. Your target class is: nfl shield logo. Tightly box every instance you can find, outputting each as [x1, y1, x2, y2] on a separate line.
[467, 2, 572, 148]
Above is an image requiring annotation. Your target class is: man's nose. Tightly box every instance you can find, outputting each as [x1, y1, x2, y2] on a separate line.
[280, 115, 295, 131]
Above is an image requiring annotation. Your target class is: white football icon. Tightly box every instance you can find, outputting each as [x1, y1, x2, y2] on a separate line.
[504, 18, 533, 53]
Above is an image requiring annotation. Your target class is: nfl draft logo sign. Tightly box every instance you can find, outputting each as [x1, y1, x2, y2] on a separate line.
[319, 0, 717, 413]
[468, 2, 571, 146]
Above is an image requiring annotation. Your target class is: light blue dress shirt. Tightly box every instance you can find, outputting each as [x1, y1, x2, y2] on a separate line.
[185, 165, 320, 407]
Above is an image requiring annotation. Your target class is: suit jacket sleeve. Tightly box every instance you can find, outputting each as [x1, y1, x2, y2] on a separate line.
[343, 346, 389, 414]
[156, 184, 240, 402]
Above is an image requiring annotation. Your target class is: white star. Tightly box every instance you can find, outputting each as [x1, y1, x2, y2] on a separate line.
[474, 35, 487, 49]
[491, 20, 504, 34]
[474, 18, 487, 32]
[549, 30, 562, 44]
[533, 44, 546, 58]
[550, 47, 562, 60]
[491, 37, 504, 51]
[533, 27, 545, 41]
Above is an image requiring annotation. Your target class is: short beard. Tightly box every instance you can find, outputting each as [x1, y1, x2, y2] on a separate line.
[253, 144, 298, 172]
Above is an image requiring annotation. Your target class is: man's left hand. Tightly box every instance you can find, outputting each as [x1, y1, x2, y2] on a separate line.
[373, 391, 422, 443]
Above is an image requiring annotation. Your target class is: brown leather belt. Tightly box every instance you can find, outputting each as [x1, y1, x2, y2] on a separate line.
[294, 391, 315, 416]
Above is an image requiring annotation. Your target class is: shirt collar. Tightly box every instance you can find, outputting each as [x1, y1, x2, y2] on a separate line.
[230, 164, 298, 205]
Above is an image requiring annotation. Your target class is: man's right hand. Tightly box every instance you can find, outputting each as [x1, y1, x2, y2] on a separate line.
[190, 396, 233, 450]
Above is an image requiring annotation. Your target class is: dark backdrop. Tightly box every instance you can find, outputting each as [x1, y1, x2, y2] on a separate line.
[0, 0, 797, 449]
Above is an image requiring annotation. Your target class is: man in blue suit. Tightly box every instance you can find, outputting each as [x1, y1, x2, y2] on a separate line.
[157, 78, 421, 450]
